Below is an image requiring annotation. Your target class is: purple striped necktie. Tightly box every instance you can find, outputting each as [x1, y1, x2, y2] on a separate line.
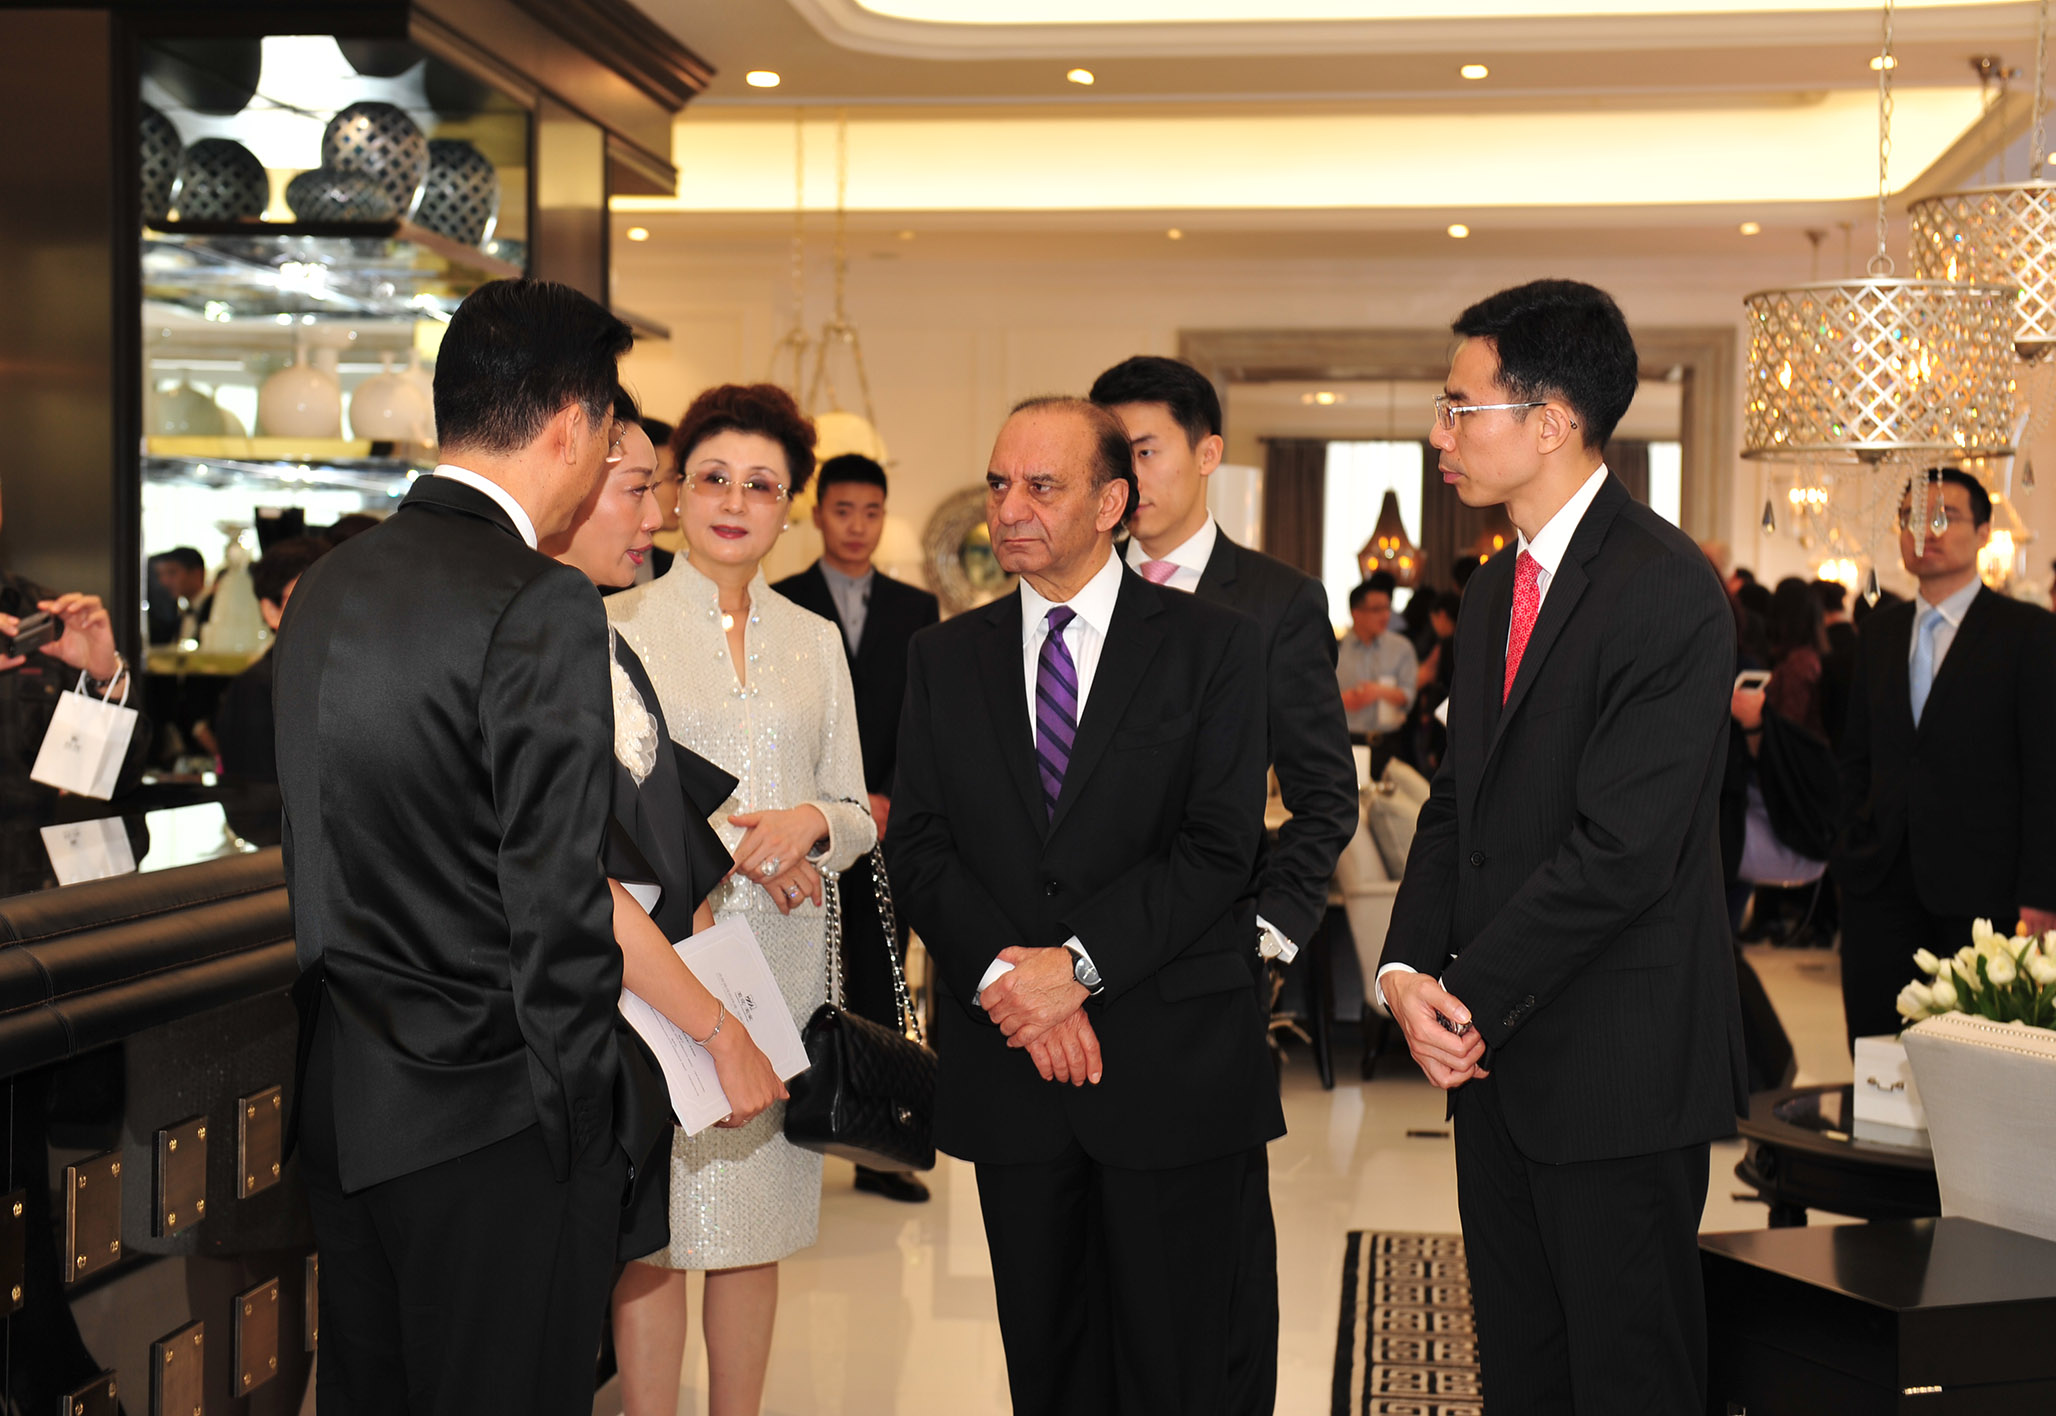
[1035, 605, 1080, 820]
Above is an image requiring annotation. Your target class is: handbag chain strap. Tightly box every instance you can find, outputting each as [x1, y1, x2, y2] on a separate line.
[817, 802, 924, 1045]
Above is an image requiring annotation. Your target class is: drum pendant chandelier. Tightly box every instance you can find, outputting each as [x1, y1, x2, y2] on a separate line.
[1742, 0, 2017, 464]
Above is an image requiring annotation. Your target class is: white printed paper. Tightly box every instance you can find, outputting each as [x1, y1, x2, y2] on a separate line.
[31, 674, 138, 800]
[620, 917, 810, 1135]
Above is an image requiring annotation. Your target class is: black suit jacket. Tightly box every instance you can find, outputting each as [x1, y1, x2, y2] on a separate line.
[888, 565, 1283, 1171]
[772, 562, 940, 795]
[1192, 533, 1358, 949]
[1832, 586, 2056, 915]
[274, 477, 645, 1193]
[1380, 476, 1747, 1165]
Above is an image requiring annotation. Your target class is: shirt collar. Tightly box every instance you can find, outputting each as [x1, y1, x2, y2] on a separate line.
[819, 561, 874, 594]
[1514, 465, 1610, 579]
[1020, 545, 1125, 645]
[431, 465, 538, 549]
[1124, 514, 1218, 576]
[1919, 575, 1982, 627]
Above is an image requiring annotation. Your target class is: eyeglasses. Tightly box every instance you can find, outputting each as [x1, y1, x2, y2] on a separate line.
[1433, 395, 1554, 431]
[685, 469, 790, 506]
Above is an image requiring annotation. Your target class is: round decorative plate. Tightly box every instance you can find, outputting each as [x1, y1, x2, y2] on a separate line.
[286, 167, 396, 224]
[170, 138, 268, 222]
[416, 139, 499, 247]
[320, 101, 427, 219]
[922, 486, 1014, 616]
[140, 103, 181, 223]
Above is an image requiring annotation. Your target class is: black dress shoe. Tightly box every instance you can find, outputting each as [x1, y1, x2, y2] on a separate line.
[854, 1167, 930, 1203]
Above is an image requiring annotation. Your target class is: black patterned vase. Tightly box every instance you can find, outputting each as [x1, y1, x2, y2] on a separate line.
[286, 167, 397, 224]
[170, 138, 268, 222]
[140, 103, 182, 224]
[320, 101, 428, 220]
[416, 139, 500, 247]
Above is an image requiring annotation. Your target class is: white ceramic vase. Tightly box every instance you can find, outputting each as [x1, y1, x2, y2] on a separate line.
[149, 381, 228, 437]
[1901, 1012, 2056, 1242]
[258, 341, 342, 438]
[405, 348, 438, 446]
[348, 352, 435, 442]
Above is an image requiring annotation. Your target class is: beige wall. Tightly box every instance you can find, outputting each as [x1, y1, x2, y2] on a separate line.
[615, 233, 2056, 603]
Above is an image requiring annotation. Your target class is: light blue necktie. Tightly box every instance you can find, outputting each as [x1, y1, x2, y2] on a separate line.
[1910, 606, 1944, 727]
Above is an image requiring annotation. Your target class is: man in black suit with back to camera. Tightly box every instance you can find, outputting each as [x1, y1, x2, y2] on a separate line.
[889, 397, 1278, 1416]
[774, 452, 940, 1204]
[1377, 280, 1747, 1415]
[1091, 354, 1357, 1414]
[1833, 467, 2056, 1049]
[274, 279, 664, 1415]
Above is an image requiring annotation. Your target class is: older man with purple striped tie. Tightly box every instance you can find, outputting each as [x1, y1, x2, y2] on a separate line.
[887, 396, 1279, 1416]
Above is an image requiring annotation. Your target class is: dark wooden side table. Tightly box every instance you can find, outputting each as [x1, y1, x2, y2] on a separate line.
[1734, 1083, 1940, 1227]
[1702, 1218, 2056, 1414]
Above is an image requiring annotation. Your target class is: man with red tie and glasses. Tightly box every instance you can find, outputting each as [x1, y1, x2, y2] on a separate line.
[1377, 280, 1747, 1416]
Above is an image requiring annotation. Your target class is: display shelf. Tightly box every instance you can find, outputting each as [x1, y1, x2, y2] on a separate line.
[142, 220, 520, 322]
[145, 647, 261, 677]
[145, 453, 421, 499]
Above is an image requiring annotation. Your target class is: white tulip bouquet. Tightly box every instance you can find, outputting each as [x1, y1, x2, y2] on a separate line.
[1897, 918, 2056, 1029]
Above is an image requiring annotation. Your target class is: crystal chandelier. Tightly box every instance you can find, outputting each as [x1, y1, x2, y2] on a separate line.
[1742, 0, 2017, 467]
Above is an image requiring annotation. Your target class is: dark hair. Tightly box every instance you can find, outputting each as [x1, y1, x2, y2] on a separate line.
[673, 383, 818, 498]
[1767, 576, 1827, 661]
[153, 546, 204, 574]
[1810, 578, 1847, 615]
[1732, 566, 1758, 587]
[325, 513, 381, 546]
[640, 415, 673, 448]
[1087, 355, 1223, 445]
[1008, 396, 1136, 526]
[434, 278, 633, 455]
[817, 453, 888, 497]
[251, 535, 329, 609]
[612, 386, 641, 424]
[1350, 573, 1397, 610]
[1905, 467, 1993, 527]
[1425, 590, 1460, 624]
[1737, 579, 1773, 620]
[1450, 279, 1639, 449]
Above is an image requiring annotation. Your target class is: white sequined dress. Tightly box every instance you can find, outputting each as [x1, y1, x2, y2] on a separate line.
[607, 554, 876, 1270]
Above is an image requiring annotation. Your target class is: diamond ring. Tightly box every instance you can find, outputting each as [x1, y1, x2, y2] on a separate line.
[761, 858, 780, 877]
[785, 885, 800, 901]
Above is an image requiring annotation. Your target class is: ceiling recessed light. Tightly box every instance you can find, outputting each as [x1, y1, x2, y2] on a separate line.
[1314, 390, 1341, 405]
[898, 229, 915, 240]
[1738, 221, 1762, 236]
[1067, 68, 1095, 85]
[625, 226, 650, 242]
[745, 70, 781, 88]
[1460, 63, 1489, 80]
[1447, 223, 1470, 239]
[1166, 227, 1184, 240]
[1869, 54, 1897, 71]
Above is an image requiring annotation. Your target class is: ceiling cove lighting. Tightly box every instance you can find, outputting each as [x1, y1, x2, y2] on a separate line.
[1738, 221, 1762, 235]
[1166, 227, 1184, 239]
[625, 226, 650, 242]
[1869, 54, 1898, 70]
[1067, 68, 1095, 84]
[1447, 223, 1470, 238]
[1460, 64, 1489, 79]
[855, 1, 2005, 20]
[746, 70, 781, 88]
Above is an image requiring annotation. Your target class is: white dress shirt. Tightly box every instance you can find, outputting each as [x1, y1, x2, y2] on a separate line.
[1377, 463, 1610, 1008]
[979, 547, 1126, 1000]
[1908, 575, 1981, 671]
[430, 465, 538, 549]
[1122, 514, 1218, 593]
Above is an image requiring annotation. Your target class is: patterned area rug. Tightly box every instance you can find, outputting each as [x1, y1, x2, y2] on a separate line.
[1331, 1231, 1483, 1416]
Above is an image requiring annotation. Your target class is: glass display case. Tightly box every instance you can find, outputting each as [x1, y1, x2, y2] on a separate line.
[137, 34, 530, 683]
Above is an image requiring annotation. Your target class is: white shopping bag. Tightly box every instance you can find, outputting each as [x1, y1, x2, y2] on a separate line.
[40, 817, 138, 886]
[31, 672, 139, 800]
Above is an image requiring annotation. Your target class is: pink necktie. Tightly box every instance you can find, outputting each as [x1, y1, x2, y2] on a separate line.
[1504, 551, 1542, 703]
[1140, 560, 1178, 585]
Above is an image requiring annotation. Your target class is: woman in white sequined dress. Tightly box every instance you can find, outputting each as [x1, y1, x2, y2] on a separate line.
[607, 384, 874, 1416]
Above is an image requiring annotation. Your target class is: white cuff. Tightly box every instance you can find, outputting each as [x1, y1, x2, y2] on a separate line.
[975, 957, 1015, 1001]
[1255, 915, 1299, 964]
[1373, 961, 1418, 1012]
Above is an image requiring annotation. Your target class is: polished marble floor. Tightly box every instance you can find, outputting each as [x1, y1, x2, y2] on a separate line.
[630, 945, 1852, 1415]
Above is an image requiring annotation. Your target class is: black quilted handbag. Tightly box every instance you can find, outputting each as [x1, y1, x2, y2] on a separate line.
[784, 841, 937, 1172]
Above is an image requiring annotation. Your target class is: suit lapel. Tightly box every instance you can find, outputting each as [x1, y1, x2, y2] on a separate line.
[1483, 475, 1627, 769]
[1458, 553, 1514, 825]
[974, 594, 1047, 835]
[1194, 534, 1239, 600]
[1916, 587, 1993, 737]
[1049, 571, 1165, 836]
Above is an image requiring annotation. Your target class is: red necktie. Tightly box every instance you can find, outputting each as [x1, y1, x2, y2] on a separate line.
[1504, 551, 1542, 703]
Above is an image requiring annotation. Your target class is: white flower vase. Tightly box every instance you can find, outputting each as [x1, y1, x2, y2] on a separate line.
[405, 348, 437, 447]
[258, 340, 342, 439]
[1901, 1012, 2056, 1242]
[348, 351, 435, 442]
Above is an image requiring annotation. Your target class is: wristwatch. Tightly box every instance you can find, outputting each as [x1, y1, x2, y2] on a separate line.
[1064, 941, 1104, 995]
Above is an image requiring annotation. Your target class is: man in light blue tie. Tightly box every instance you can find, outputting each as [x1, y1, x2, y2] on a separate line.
[1833, 467, 2056, 1051]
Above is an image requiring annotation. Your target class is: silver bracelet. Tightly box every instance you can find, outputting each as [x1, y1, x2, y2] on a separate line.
[690, 1000, 726, 1047]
